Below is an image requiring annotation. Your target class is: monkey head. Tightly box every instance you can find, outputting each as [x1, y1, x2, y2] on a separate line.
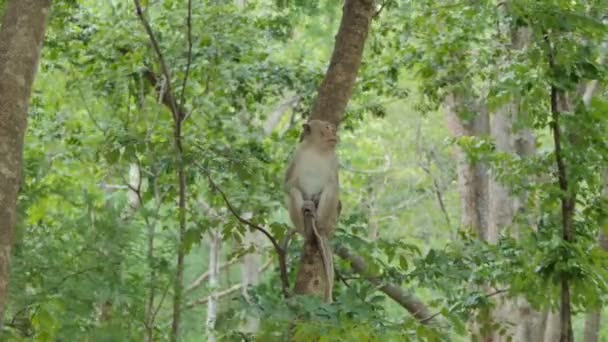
[301, 119, 338, 149]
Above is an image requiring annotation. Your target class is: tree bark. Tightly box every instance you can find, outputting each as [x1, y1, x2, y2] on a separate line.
[583, 171, 608, 342]
[308, 0, 375, 126]
[0, 0, 51, 327]
[486, 24, 543, 341]
[240, 229, 262, 334]
[444, 92, 490, 238]
[206, 230, 222, 342]
[294, 0, 375, 300]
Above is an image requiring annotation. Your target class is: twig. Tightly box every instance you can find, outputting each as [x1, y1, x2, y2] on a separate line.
[179, 0, 193, 109]
[198, 164, 291, 298]
[185, 284, 243, 308]
[419, 153, 452, 228]
[133, 0, 180, 122]
[186, 257, 242, 293]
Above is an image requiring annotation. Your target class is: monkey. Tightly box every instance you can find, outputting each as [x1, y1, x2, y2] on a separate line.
[284, 119, 340, 303]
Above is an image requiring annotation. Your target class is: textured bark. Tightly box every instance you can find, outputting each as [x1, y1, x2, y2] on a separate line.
[308, 0, 375, 126]
[294, 0, 374, 299]
[486, 25, 543, 342]
[0, 0, 51, 327]
[444, 93, 489, 238]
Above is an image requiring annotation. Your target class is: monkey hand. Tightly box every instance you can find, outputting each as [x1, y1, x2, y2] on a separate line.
[302, 200, 316, 217]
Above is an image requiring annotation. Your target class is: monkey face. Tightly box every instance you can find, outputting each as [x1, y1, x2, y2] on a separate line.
[303, 120, 338, 148]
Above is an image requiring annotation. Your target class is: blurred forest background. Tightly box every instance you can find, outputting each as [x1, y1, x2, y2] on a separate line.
[0, 0, 607, 341]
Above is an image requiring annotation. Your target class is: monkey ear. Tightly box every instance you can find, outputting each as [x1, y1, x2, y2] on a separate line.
[302, 123, 311, 135]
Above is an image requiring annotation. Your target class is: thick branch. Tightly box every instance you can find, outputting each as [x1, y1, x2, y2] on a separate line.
[335, 245, 435, 323]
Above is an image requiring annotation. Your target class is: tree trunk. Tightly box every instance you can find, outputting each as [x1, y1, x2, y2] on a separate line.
[444, 92, 489, 238]
[0, 0, 51, 327]
[206, 230, 222, 342]
[583, 311, 601, 342]
[486, 23, 543, 341]
[294, 0, 375, 299]
[308, 0, 375, 126]
[240, 230, 263, 334]
[583, 171, 608, 342]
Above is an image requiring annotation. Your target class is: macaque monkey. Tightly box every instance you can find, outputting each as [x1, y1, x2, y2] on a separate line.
[284, 119, 340, 303]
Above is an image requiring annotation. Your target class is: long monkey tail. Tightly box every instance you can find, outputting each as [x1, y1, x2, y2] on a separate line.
[310, 218, 334, 303]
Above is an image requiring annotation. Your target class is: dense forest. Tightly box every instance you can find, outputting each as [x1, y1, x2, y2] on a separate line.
[0, 0, 607, 341]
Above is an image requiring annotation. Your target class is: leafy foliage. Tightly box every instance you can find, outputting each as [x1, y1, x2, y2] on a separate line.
[2, 0, 608, 340]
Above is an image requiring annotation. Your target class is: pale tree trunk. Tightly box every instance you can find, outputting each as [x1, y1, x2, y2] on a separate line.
[582, 42, 607, 341]
[583, 309, 601, 342]
[583, 171, 608, 342]
[294, 0, 375, 299]
[0, 0, 51, 327]
[240, 230, 262, 333]
[206, 229, 222, 342]
[486, 24, 544, 341]
[444, 92, 492, 340]
[544, 311, 561, 342]
[444, 92, 489, 238]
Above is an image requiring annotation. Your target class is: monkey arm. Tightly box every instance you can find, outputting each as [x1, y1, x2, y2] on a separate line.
[287, 186, 307, 235]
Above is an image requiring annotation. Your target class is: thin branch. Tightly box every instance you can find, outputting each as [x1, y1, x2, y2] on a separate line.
[197, 164, 290, 298]
[133, 0, 180, 121]
[340, 154, 391, 174]
[186, 257, 242, 293]
[185, 284, 242, 308]
[179, 0, 193, 109]
[419, 154, 452, 228]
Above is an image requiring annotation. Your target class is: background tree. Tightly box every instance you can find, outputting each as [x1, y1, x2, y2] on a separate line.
[0, 0, 51, 327]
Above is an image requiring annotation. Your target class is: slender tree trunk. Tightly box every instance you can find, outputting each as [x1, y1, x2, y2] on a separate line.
[206, 230, 222, 342]
[240, 230, 262, 333]
[294, 0, 375, 299]
[0, 0, 51, 327]
[583, 171, 608, 342]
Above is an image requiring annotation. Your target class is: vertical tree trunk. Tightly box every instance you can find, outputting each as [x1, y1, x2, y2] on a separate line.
[583, 170, 608, 342]
[206, 230, 222, 342]
[583, 310, 601, 342]
[486, 23, 544, 341]
[240, 230, 263, 333]
[0, 0, 52, 327]
[294, 0, 375, 299]
[444, 92, 489, 238]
